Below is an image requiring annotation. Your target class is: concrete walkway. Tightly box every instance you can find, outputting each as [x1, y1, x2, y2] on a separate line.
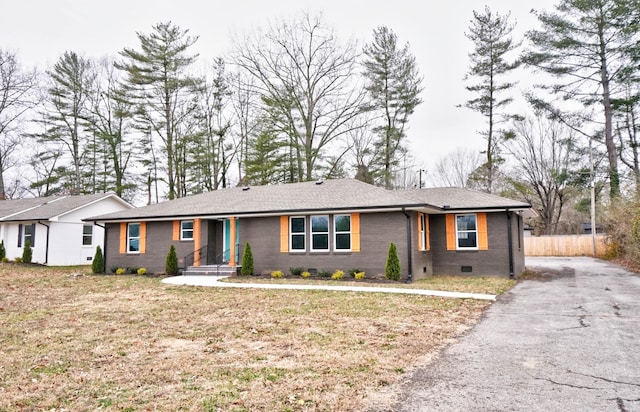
[161, 275, 496, 301]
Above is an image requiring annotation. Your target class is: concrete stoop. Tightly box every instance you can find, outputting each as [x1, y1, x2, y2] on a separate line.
[182, 264, 240, 276]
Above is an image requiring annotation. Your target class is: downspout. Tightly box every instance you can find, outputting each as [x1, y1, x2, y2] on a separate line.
[402, 208, 413, 283]
[95, 223, 107, 272]
[506, 210, 514, 278]
[37, 221, 50, 265]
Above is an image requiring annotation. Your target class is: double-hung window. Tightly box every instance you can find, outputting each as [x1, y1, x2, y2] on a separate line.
[290, 216, 306, 251]
[311, 215, 329, 251]
[456, 214, 478, 249]
[181, 220, 194, 240]
[419, 213, 427, 251]
[128, 223, 141, 253]
[24, 224, 34, 247]
[334, 214, 351, 251]
[83, 225, 93, 246]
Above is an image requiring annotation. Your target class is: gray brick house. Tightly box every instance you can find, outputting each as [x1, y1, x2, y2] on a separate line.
[86, 179, 533, 279]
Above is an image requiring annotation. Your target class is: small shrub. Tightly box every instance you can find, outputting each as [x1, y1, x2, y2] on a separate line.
[354, 271, 366, 280]
[110, 265, 118, 274]
[271, 270, 284, 279]
[127, 267, 138, 275]
[331, 270, 344, 280]
[240, 242, 254, 276]
[22, 240, 32, 264]
[289, 267, 305, 276]
[301, 271, 311, 278]
[137, 267, 147, 276]
[0, 240, 6, 261]
[348, 268, 362, 278]
[92, 245, 104, 274]
[318, 269, 332, 278]
[166, 245, 178, 276]
[14, 257, 22, 263]
[116, 268, 126, 275]
[385, 242, 401, 281]
[1, 256, 8, 263]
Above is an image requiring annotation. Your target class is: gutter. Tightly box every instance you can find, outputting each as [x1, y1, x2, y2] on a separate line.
[94, 223, 107, 272]
[37, 221, 50, 264]
[401, 208, 413, 283]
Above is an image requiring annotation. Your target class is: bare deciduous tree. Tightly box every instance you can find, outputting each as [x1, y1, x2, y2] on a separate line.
[232, 12, 365, 181]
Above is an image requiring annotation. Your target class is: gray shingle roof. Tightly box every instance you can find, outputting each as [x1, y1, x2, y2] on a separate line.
[88, 179, 532, 222]
[0, 193, 130, 221]
[88, 179, 422, 221]
[403, 187, 531, 210]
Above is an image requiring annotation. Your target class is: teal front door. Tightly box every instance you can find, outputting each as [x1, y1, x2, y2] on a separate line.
[223, 219, 239, 262]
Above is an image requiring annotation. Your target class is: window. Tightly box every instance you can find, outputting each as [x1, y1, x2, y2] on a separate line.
[456, 214, 478, 249]
[334, 214, 351, 251]
[18, 224, 36, 247]
[181, 220, 194, 240]
[128, 223, 140, 253]
[83, 225, 93, 246]
[290, 216, 306, 251]
[419, 213, 427, 251]
[311, 215, 329, 251]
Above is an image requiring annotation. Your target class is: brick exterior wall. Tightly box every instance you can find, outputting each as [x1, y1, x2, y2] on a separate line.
[240, 212, 412, 278]
[103, 210, 524, 279]
[430, 211, 525, 277]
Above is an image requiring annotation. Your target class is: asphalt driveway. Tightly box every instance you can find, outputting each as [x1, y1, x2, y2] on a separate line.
[386, 257, 640, 412]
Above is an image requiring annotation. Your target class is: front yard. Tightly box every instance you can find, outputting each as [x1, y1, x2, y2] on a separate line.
[0, 265, 514, 411]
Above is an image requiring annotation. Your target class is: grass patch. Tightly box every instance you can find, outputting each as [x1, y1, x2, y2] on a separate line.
[0, 264, 505, 411]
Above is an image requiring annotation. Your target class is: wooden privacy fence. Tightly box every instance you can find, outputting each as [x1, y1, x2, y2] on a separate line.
[524, 234, 608, 257]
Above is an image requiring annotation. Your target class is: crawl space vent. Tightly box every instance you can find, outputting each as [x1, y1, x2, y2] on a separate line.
[461, 265, 472, 273]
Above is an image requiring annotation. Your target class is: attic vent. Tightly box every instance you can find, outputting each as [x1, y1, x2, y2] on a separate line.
[315, 180, 324, 185]
[242, 186, 250, 191]
[443, 205, 451, 209]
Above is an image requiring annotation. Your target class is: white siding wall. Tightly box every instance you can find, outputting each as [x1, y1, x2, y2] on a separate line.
[0, 222, 47, 263]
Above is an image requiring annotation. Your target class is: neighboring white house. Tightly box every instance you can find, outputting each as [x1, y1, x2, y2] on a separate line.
[0, 193, 133, 266]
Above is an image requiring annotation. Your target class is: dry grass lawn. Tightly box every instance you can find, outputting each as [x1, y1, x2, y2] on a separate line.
[0, 264, 514, 411]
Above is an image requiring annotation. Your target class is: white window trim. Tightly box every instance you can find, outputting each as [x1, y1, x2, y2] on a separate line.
[82, 224, 93, 247]
[333, 214, 352, 252]
[180, 220, 194, 241]
[23, 224, 34, 247]
[310, 215, 330, 252]
[419, 213, 427, 251]
[289, 216, 306, 253]
[127, 223, 141, 254]
[456, 213, 479, 250]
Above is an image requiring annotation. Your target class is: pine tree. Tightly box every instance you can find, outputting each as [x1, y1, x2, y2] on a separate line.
[92, 245, 104, 274]
[22, 240, 32, 264]
[363, 26, 423, 189]
[463, 7, 520, 193]
[165, 244, 178, 276]
[240, 242, 254, 276]
[385, 242, 401, 281]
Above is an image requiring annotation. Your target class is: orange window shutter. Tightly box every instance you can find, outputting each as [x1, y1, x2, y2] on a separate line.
[119, 222, 126, 254]
[446, 214, 456, 251]
[173, 221, 179, 241]
[417, 213, 423, 251]
[426, 214, 431, 251]
[478, 213, 488, 250]
[351, 213, 360, 252]
[139, 222, 147, 253]
[280, 216, 288, 253]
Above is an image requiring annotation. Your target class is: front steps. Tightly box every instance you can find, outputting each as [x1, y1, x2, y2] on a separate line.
[182, 264, 240, 277]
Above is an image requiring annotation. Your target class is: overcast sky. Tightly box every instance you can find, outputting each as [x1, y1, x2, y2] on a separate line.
[1, 0, 559, 175]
